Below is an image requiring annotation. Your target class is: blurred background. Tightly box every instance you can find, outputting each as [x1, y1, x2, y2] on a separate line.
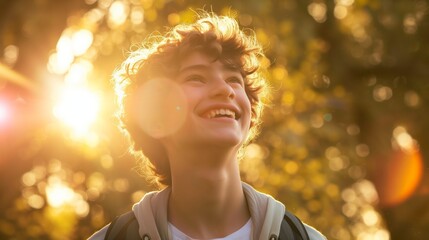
[0, 0, 428, 239]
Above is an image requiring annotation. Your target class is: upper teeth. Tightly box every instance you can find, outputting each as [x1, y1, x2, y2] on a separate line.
[205, 108, 236, 119]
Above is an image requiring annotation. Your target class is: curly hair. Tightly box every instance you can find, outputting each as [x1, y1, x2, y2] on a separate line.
[113, 11, 269, 187]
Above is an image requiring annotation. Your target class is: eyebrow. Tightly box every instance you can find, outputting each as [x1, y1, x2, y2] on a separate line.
[179, 64, 209, 73]
[178, 64, 240, 74]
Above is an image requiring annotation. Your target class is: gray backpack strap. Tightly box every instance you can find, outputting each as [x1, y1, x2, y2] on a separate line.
[279, 210, 310, 240]
[105, 211, 141, 240]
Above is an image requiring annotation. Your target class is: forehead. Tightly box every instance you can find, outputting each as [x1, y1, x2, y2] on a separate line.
[178, 51, 240, 73]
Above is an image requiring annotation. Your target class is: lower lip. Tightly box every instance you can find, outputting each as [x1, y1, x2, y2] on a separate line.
[202, 116, 237, 122]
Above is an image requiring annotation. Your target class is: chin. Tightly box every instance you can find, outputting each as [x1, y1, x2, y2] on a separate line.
[203, 134, 244, 148]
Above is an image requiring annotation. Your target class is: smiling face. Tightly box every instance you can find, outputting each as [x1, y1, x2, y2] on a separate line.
[162, 51, 252, 150]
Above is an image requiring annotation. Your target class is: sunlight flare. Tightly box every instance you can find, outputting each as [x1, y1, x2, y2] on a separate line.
[373, 127, 423, 207]
[0, 101, 10, 124]
[53, 86, 100, 135]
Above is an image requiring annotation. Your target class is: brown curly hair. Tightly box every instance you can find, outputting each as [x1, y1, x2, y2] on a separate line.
[113, 11, 269, 187]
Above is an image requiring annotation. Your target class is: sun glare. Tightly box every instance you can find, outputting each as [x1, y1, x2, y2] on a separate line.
[64, 60, 93, 85]
[0, 101, 9, 124]
[53, 86, 100, 136]
[48, 50, 74, 75]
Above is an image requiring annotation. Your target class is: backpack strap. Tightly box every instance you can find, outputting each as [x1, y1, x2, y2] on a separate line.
[105, 211, 141, 240]
[279, 210, 310, 240]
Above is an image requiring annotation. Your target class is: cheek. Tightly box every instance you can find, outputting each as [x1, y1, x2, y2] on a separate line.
[179, 89, 201, 121]
[239, 93, 252, 125]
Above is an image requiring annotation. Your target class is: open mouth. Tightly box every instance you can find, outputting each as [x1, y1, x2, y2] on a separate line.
[202, 108, 239, 120]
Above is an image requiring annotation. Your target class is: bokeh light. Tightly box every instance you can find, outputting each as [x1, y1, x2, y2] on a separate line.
[373, 85, 393, 102]
[48, 50, 74, 75]
[3, 45, 19, 66]
[308, 2, 327, 23]
[108, 0, 129, 28]
[71, 29, 94, 56]
[393, 126, 416, 151]
[46, 180, 76, 208]
[20, 160, 92, 219]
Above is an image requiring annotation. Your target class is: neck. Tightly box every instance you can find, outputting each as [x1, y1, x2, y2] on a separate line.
[167, 147, 250, 239]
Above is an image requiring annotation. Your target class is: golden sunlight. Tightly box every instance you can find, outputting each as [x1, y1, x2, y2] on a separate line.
[52, 86, 100, 136]
[64, 60, 93, 85]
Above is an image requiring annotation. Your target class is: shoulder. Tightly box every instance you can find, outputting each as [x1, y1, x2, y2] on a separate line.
[87, 224, 110, 240]
[303, 223, 327, 240]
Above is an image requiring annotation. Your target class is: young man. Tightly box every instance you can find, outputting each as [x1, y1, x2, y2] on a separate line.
[89, 12, 326, 240]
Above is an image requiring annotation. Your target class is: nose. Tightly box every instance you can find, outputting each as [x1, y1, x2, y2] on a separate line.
[209, 76, 236, 99]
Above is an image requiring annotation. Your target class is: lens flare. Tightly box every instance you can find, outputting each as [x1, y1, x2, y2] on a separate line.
[0, 101, 9, 124]
[373, 127, 423, 207]
[133, 78, 187, 139]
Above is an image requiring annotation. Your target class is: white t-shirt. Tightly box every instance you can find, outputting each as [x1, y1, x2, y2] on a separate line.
[168, 219, 252, 240]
